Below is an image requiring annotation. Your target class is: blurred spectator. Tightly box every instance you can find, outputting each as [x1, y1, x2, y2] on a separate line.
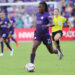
[8, 0, 14, 3]
[61, 0, 66, 13]
[0, 0, 74, 28]
[16, 16, 23, 28]
[7, 6, 14, 13]
[0, 0, 7, 3]
[69, 14, 75, 27]
[15, 0, 23, 3]
[65, 4, 73, 13]
[65, 0, 69, 5]
[21, 12, 33, 28]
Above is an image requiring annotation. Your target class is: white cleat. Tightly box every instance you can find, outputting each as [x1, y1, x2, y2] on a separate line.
[10, 49, 14, 56]
[58, 50, 63, 60]
[0, 53, 3, 56]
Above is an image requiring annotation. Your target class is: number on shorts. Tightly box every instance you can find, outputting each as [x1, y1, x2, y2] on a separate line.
[2, 34, 6, 38]
[47, 39, 51, 44]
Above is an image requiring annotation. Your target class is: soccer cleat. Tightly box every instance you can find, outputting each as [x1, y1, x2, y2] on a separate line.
[5, 47, 8, 50]
[16, 42, 19, 47]
[10, 49, 14, 56]
[0, 53, 3, 56]
[58, 50, 63, 60]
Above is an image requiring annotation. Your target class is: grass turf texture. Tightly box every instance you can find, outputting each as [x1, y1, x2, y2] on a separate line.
[0, 41, 75, 75]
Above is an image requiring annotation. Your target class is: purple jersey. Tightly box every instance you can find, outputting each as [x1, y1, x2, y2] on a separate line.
[0, 18, 9, 33]
[36, 12, 52, 35]
[8, 18, 15, 30]
[0, 18, 9, 39]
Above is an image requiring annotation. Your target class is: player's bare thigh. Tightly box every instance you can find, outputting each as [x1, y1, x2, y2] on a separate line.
[32, 40, 41, 53]
[54, 33, 62, 41]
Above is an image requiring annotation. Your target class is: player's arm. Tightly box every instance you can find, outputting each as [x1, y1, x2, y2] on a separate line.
[63, 17, 71, 31]
[13, 21, 17, 28]
[42, 14, 55, 28]
[7, 24, 12, 29]
[7, 22, 12, 29]
[42, 20, 55, 28]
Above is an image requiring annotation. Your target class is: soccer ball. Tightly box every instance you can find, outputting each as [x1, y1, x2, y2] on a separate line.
[25, 63, 35, 72]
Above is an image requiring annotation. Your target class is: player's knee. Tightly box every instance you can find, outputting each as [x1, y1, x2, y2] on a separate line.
[54, 34, 61, 41]
[50, 51, 54, 54]
[48, 49, 54, 54]
[54, 36, 59, 41]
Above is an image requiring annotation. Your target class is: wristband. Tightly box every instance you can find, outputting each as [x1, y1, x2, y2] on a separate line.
[47, 24, 51, 27]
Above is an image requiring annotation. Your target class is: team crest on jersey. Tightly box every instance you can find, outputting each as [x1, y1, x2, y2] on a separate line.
[41, 16, 44, 20]
[5, 22, 7, 24]
[59, 22, 62, 26]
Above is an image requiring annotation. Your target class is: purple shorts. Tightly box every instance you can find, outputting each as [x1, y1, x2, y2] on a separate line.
[9, 30, 14, 35]
[9, 28, 14, 35]
[34, 31, 52, 45]
[1, 31, 9, 40]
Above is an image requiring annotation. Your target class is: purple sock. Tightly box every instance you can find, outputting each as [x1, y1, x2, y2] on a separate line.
[1, 42, 4, 53]
[8, 38, 10, 44]
[5, 43, 12, 51]
[30, 53, 35, 63]
[54, 50, 58, 54]
[11, 37, 17, 43]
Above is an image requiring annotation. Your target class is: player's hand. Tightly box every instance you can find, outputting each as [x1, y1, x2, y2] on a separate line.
[42, 25, 48, 28]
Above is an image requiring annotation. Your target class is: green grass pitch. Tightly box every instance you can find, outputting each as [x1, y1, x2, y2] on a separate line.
[0, 41, 75, 75]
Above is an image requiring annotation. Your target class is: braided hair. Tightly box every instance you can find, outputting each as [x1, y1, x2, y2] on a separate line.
[39, 1, 49, 12]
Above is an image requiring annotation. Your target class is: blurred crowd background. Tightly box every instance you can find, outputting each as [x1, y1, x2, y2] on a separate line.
[0, 0, 75, 28]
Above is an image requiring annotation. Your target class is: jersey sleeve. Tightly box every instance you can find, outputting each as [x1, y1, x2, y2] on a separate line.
[5, 19, 9, 26]
[12, 18, 16, 23]
[47, 12, 52, 21]
[62, 17, 67, 22]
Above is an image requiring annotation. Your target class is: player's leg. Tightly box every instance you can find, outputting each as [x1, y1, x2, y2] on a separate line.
[43, 37, 58, 54]
[5, 38, 10, 50]
[9, 33, 18, 47]
[2, 33, 13, 56]
[0, 42, 4, 56]
[42, 35, 58, 54]
[4, 39, 13, 56]
[53, 40, 62, 53]
[46, 44, 63, 59]
[54, 33, 61, 41]
[30, 31, 41, 63]
[10, 30, 18, 47]
[0, 32, 4, 56]
[1, 42, 4, 53]
[46, 45, 58, 54]
[43, 35, 63, 59]
[30, 40, 41, 63]
[54, 32, 63, 54]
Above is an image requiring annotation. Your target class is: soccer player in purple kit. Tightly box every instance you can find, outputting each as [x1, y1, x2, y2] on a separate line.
[29, 1, 62, 70]
[0, 13, 4, 56]
[0, 12, 13, 56]
[5, 13, 18, 50]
